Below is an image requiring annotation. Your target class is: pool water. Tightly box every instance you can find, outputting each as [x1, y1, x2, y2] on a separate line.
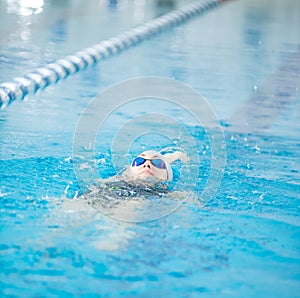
[1, 0, 300, 297]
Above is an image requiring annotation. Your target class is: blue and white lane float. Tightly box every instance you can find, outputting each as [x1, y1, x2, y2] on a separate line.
[0, 0, 231, 109]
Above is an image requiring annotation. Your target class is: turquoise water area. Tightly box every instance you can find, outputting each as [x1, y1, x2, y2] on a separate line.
[0, 0, 299, 297]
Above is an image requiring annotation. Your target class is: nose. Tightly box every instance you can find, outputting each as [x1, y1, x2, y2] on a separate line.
[143, 160, 151, 169]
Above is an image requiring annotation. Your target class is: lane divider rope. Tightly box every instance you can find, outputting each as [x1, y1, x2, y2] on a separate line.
[0, 0, 230, 109]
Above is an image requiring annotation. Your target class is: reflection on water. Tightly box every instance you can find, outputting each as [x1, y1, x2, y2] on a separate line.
[229, 48, 300, 134]
[6, 0, 44, 16]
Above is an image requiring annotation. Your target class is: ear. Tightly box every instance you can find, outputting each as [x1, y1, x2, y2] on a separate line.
[164, 151, 189, 164]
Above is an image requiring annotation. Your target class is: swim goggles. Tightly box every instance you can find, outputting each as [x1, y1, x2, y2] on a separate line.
[131, 157, 166, 169]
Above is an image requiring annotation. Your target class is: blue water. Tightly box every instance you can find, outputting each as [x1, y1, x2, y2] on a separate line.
[1, 0, 300, 297]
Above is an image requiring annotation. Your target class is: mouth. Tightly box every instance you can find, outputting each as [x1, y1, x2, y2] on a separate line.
[139, 170, 153, 176]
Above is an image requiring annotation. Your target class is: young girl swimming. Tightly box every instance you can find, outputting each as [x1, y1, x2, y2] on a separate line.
[52, 149, 191, 250]
[84, 149, 190, 215]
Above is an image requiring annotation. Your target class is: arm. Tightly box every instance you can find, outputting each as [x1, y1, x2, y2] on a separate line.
[164, 151, 189, 164]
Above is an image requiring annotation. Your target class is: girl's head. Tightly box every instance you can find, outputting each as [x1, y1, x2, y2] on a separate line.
[125, 149, 189, 183]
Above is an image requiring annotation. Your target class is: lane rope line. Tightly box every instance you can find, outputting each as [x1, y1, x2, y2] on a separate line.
[0, 0, 230, 109]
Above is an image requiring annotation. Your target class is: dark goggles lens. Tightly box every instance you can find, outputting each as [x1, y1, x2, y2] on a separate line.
[132, 157, 166, 169]
[132, 157, 146, 167]
[150, 159, 166, 169]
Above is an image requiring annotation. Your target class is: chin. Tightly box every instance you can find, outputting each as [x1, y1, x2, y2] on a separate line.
[140, 175, 167, 184]
[138, 173, 154, 179]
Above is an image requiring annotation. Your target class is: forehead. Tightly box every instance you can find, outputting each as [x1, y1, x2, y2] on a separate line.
[139, 152, 161, 159]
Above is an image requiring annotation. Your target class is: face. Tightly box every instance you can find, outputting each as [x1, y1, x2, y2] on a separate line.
[130, 152, 168, 181]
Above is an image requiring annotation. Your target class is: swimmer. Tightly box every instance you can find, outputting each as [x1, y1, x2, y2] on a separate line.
[53, 149, 191, 251]
[86, 149, 190, 213]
